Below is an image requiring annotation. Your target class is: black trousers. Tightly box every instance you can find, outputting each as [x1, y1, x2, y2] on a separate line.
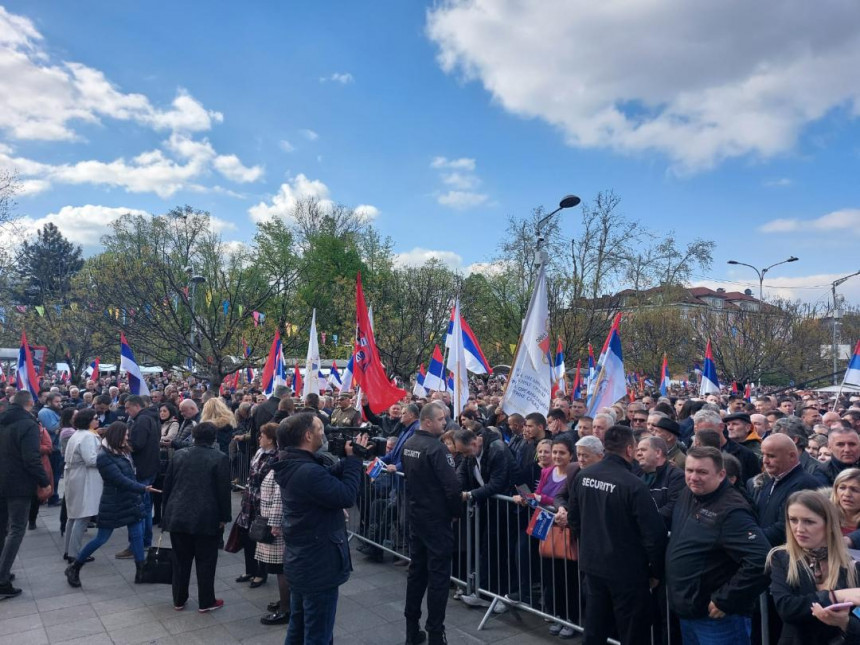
[583, 573, 652, 645]
[405, 524, 453, 634]
[170, 532, 220, 609]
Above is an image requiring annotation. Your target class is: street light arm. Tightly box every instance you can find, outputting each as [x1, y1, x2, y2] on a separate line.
[832, 270, 860, 289]
[762, 256, 799, 277]
[727, 260, 762, 281]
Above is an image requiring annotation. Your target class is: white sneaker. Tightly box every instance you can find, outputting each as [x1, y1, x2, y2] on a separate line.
[559, 626, 576, 639]
[460, 593, 491, 608]
[548, 623, 563, 635]
[492, 601, 509, 614]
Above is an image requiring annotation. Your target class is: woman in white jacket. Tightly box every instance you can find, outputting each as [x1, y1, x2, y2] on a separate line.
[63, 409, 103, 561]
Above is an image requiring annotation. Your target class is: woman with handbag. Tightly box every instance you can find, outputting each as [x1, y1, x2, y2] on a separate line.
[62, 409, 102, 562]
[234, 422, 279, 588]
[514, 436, 579, 639]
[65, 421, 158, 588]
[154, 402, 180, 526]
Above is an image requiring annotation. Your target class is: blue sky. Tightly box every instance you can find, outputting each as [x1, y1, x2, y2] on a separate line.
[2, 1, 860, 308]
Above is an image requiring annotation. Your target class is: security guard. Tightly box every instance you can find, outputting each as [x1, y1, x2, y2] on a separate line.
[401, 402, 462, 645]
[565, 425, 668, 645]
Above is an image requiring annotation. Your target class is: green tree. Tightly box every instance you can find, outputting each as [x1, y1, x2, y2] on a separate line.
[15, 223, 84, 305]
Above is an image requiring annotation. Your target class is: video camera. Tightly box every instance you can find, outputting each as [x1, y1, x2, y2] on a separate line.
[325, 425, 388, 460]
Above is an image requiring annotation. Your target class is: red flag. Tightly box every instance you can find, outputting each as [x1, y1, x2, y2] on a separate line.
[744, 382, 751, 402]
[354, 272, 408, 413]
[731, 381, 738, 395]
[571, 359, 582, 400]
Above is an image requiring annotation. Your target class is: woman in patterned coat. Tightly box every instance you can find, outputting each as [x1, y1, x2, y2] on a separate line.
[256, 465, 289, 625]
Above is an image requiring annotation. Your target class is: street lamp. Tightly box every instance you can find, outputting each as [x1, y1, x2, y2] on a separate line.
[830, 270, 860, 384]
[535, 194, 581, 270]
[726, 256, 799, 302]
[185, 267, 206, 372]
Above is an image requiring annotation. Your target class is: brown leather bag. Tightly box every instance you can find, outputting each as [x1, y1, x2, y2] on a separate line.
[538, 525, 578, 561]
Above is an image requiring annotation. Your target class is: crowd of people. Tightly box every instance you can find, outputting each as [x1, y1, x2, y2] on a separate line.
[3, 368, 860, 644]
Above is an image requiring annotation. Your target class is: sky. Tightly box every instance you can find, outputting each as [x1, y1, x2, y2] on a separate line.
[1, 1, 860, 309]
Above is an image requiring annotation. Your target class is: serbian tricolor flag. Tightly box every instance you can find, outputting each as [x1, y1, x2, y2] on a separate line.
[86, 357, 100, 378]
[328, 360, 342, 390]
[120, 333, 150, 396]
[445, 307, 492, 374]
[744, 382, 752, 402]
[586, 318, 627, 417]
[660, 354, 670, 396]
[843, 341, 860, 386]
[423, 345, 446, 392]
[261, 330, 286, 397]
[699, 341, 720, 395]
[292, 363, 303, 395]
[551, 338, 566, 398]
[586, 344, 596, 397]
[571, 359, 582, 400]
[731, 381, 739, 395]
[340, 354, 355, 392]
[353, 273, 407, 413]
[16, 331, 39, 397]
[413, 363, 427, 397]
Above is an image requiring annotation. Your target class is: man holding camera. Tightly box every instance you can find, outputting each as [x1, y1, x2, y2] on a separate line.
[401, 402, 463, 645]
[272, 412, 368, 645]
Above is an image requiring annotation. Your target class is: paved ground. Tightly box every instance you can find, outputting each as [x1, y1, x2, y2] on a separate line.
[0, 493, 573, 645]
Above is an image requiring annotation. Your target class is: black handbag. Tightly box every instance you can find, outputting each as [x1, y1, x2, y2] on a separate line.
[138, 533, 173, 584]
[249, 515, 274, 543]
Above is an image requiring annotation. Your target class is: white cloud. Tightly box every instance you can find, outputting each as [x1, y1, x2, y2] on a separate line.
[430, 156, 487, 209]
[212, 154, 264, 183]
[437, 190, 488, 209]
[13, 204, 150, 248]
[394, 247, 464, 270]
[764, 178, 793, 188]
[301, 129, 319, 141]
[279, 140, 295, 153]
[760, 208, 860, 234]
[0, 8, 222, 141]
[430, 156, 475, 171]
[320, 72, 354, 84]
[354, 204, 380, 221]
[427, 1, 860, 171]
[248, 173, 333, 223]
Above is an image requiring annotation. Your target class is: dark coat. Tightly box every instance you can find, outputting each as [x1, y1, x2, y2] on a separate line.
[273, 448, 362, 593]
[821, 455, 860, 486]
[96, 450, 147, 529]
[667, 480, 770, 618]
[746, 464, 821, 545]
[129, 407, 161, 481]
[0, 404, 50, 497]
[799, 450, 829, 486]
[644, 461, 686, 528]
[568, 454, 668, 582]
[456, 435, 512, 503]
[253, 396, 280, 435]
[769, 549, 860, 645]
[162, 444, 232, 536]
[722, 438, 761, 483]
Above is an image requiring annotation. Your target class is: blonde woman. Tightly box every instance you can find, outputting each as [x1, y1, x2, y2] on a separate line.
[768, 490, 860, 643]
[200, 397, 237, 454]
[831, 468, 860, 536]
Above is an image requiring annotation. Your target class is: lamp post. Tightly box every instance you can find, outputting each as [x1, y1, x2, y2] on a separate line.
[830, 270, 860, 384]
[185, 267, 206, 373]
[535, 194, 581, 270]
[726, 256, 799, 302]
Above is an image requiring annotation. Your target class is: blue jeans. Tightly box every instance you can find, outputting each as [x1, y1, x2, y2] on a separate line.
[680, 614, 751, 645]
[137, 475, 155, 548]
[78, 521, 145, 564]
[285, 587, 339, 645]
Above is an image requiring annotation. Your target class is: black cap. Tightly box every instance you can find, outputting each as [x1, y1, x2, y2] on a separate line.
[723, 412, 752, 425]
[653, 417, 680, 437]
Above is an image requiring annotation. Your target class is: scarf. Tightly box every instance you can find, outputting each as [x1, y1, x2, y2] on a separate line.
[803, 547, 829, 585]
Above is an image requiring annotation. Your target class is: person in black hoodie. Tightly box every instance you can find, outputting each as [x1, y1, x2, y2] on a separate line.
[564, 425, 667, 645]
[272, 412, 366, 645]
[667, 446, 770, 644]
[117, 395, 161, 558]
[0, 391, 51, 599]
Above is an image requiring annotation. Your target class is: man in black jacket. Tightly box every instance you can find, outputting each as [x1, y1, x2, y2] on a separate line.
[454, 427, 512, 607]
[636, 436, 685, 528]
[272, 412, 366, 645]
[253, 385, 286, 440]
[693, 409, 761, 483]
[119, 395, 161, 556]
[402, 401, 463, 645]
[747, 433, 819, 545]
[0, 391, 51, 599]
[667, 447, 770, 644]
[821, 426, 860, 485]
[565, 425, 668, 645]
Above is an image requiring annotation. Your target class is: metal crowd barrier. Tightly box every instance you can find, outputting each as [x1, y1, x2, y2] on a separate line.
[346, 468, 771, 645]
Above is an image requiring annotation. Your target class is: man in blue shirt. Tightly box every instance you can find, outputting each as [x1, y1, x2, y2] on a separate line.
[37, 393, 62, 506]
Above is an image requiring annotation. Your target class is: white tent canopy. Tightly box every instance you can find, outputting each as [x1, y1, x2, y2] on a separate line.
[815, 384, 860, 393]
